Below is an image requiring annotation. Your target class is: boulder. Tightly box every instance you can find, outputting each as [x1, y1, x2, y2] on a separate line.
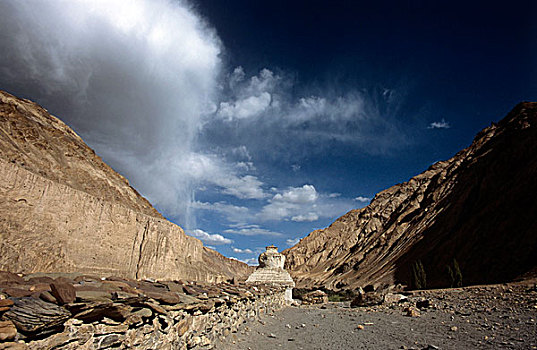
[301, 290, 328, 305]
[0, 320, 17, 341]
[3, 297, 70, 335]
[50, 282, 76, 305]
[350, 290, 384, 307]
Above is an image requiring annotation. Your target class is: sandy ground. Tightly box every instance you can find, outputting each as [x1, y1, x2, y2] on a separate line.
[216, 281, 537, 350]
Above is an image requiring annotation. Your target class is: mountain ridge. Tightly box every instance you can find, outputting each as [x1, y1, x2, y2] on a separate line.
[0, 90, 252, 282]
[283, 102, 537, 290]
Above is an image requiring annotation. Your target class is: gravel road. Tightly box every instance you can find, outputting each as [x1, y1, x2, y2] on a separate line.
[216, 281, 537, 350]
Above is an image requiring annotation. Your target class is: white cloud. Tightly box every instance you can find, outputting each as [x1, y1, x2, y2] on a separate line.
[291, 213, 319, 222]
[232, 247, 254, 254]
[258, 184, 318, 221]
[219, 175, 266, 199]
[191, 201, 250, 223]
[216, 68, 280, 121]
[183, 153, 266, 201]
[286, 238, 300, 246]
[273, 184, 318, 204]
[0, 0, 222, 227]
[428, 119, 451, 129]
[354, 196, 371, 203]
[224, 224, 283, 237]
[259, 184, 356, 222]
[230, 145, 252, 161]
[217, 92, 272, 120]
[203, 67, 406, 166]
[188, 229, 232, 245]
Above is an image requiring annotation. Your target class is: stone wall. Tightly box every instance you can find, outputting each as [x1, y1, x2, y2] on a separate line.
[0, 272, 287, 349]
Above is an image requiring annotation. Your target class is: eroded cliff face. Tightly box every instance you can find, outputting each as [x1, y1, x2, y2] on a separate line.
[284, 102, 537, 290]
[0, 90, 252, 281]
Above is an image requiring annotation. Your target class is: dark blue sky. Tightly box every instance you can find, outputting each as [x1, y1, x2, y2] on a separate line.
[195, 0, 536, 175]
[195, 0, 535, 116]
[192, 0, 537, 260]
[0, 0, 535, 264]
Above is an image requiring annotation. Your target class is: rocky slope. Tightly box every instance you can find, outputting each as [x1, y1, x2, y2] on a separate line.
[284, 102, 537, 290]
[0, 90, 252, 282]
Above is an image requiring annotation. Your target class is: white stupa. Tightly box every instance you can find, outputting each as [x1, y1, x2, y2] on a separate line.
[246, 245, 295, 302]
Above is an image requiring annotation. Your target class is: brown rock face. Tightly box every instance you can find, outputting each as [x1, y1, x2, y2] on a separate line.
[284, 102, 537, 290]
[0, 90, 252, 281]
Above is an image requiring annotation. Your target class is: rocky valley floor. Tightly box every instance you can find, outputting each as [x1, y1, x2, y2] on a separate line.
[217, 280, 537, 350]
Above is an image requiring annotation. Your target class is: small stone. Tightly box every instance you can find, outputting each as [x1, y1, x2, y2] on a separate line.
[404, 306, 420, 317]
[450, 326, 458, 332]
[95, 334, 122, 349]
[132, 307, 152, 318]
[416, 299, 431, 309]
[268, 333, 277, 338]
[357, 325, 364, 330]
[189, 336, 202, 347]
[285, 324, 291, 328]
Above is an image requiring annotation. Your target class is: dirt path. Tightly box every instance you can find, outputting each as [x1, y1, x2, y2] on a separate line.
[216, 282, 537, 349]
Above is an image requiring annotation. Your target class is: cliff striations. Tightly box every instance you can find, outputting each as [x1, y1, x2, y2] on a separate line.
[284, 102, 537, 290]
[0, 90, 252, 282]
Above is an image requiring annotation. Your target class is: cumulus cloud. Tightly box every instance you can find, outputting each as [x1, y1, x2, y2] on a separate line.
[258, 184, 355, 222]
[354, 196, 371, 203]
[217, 92, 272, 120]
[188, 229, 232, 245]
[232, 247, 253, 254]
[0, 0, 222, 227]
[258, 184, 318, 221]
[428, 119, 451, 129]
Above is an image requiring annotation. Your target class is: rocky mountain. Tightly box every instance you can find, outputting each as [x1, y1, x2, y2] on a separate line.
[0, 90, 252, 282]
[284, 102, 537, 290]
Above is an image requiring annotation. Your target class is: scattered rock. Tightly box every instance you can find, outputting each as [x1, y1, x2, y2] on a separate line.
[351, 289, 384, 307]
[404, 306, 420, 317]
[416, 299, 431, 309]
[385, 293, 408, 304]
[50, 282, 76, 304]
[3, 297, 70, 335]
[301, 290, 329, 305]
[39, 291, 57, 304]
